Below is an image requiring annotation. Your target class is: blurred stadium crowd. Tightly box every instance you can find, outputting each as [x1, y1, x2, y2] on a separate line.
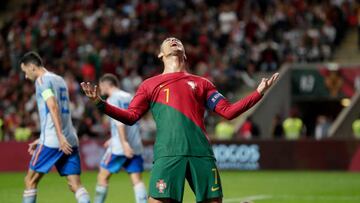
[0, 0, 358, 141]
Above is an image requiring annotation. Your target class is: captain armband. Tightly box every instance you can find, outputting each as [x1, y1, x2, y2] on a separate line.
[206, 91, 225, 110]
[41, 89, 55, 101]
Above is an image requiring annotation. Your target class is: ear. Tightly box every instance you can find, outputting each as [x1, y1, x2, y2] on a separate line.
[158, 52, 164, 58]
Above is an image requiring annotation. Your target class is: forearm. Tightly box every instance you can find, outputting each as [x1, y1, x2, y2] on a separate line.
[32, 138, 40, 144]
[215, 90, 262, 120]
[48, 105, 64, 140]
[96, 100, 140, 125]
[117, 125, 128, 145]
[45, 97, 64, 140]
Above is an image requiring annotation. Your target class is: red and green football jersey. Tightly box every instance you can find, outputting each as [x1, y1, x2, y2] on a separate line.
[98, 71, 262, 161]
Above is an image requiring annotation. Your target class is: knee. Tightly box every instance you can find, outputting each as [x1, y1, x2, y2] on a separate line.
[130, 173, 142, 186]
[67, 180, 81, 193]
[131, 178, 141, 186]
[24, 175, 38, 189]
[97, 173, 109, 186]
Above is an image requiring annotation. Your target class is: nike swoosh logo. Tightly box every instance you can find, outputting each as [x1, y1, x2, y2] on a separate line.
[211, 186, 220, 192]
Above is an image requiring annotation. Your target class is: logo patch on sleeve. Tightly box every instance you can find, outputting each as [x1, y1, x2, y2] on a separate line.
[207, 91, 224, 110]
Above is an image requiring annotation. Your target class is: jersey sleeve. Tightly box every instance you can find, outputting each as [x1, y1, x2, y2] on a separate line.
[37, 75, 55, 101]
[204, 79, 225, 110]
[97, 83, 150, 125]
[204, 79, 263, 120]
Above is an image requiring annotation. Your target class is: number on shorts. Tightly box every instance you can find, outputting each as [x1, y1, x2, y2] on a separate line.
[212, 168, 218, 185]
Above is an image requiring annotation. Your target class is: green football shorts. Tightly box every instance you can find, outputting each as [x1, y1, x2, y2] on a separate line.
[149, 156, 223, 202]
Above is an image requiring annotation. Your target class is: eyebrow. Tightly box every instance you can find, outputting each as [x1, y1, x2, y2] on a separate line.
[164, 38, 180, 42]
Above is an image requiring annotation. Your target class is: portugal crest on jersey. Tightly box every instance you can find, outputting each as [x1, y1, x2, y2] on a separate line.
[156, 179, 167, 193]
[187, 81, 196, 90]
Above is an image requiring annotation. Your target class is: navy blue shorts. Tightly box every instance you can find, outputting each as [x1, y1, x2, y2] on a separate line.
[100, 151, 144, 174]
[29, 144, 81, 176]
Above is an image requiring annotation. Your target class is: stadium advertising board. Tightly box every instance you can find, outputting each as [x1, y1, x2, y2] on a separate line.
[141, 144, 260, 170]
[213, 144, 260, 170]
[1, 140, 360, 171]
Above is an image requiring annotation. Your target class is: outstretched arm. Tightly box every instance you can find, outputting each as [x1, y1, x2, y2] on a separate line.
[214, 91, 263, 120]
[80, 82, 149, 125]
[211, 73, 279, 120]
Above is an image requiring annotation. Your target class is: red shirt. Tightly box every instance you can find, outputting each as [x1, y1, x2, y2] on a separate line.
[97, 71, 262, 159]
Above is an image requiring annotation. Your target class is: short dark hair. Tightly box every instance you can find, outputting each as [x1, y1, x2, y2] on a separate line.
[19, 51, 44, 67]
[100, 73, 119, 87]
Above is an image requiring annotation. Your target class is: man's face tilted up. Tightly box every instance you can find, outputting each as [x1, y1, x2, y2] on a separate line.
[158, 37, 186, 60]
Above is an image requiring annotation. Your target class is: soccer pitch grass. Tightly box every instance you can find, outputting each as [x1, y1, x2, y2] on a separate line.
[1, 171, 359, 203]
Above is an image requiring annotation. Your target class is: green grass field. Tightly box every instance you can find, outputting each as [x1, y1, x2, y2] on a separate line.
[0, 171, 359, 203]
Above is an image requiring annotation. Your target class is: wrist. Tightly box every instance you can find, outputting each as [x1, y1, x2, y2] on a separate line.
[94, 97, 106, 111]
[93, 96, 102, 104]
[57, 133, 65, 140]
[121, 141, 129, 147]
[256, 89, 264, 96]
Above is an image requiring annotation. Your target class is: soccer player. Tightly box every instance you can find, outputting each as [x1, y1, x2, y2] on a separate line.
[81, 37, 279, 203]
[94, 74, 147, 203]
[20, 52, 90, 203]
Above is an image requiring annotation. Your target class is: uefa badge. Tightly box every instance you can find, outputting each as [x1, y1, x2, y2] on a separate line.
[156, 179, 167, 193]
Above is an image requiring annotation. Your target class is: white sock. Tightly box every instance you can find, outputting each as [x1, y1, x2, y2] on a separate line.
[75, 187, 90, 203]
[134, 182, 147, 203]
[94, 184, 108, 203]
[22, 189, 37, 203]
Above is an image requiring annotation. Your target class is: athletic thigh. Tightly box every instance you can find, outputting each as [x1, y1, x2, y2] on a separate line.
[187, 157, 223, 202]
[149, 157, 187, 203]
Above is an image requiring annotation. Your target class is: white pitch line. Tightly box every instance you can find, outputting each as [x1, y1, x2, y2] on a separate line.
[184, 194, 360, 203]
[224, 195, 272, 202]
[183, 195, 271, 203]
[275, 194, 360, 201]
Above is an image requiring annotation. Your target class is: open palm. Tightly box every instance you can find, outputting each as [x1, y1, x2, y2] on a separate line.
[256, 73, 280, 95]
[80, 82, 100, 102]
